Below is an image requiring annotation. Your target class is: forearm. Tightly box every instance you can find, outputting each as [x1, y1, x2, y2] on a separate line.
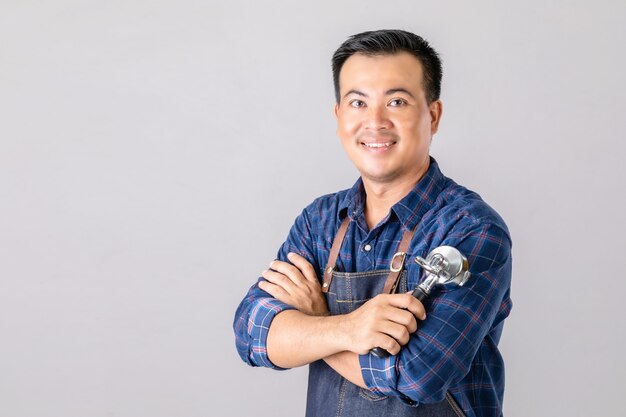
[324, 351, 366, 388]
[267, 312, 371, 389]
[266, 309, 347, 368]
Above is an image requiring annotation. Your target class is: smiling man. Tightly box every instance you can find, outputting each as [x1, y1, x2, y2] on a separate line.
[234, 30, 512, 417]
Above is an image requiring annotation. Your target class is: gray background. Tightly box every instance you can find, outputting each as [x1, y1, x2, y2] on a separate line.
[1, 1, 625, 416]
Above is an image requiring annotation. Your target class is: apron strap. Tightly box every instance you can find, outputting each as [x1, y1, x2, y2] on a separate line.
[322, 217, 417, 294]
[321, 216, 350, 293]
[382, 227, 416, 294]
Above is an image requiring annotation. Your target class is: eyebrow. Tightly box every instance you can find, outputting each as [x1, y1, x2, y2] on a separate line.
[342, 89, 367, 99]
[385, 88, 415, 99]
[342, 88, 415, 100]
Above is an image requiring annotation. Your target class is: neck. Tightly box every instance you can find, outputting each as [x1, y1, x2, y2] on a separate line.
[362, 162, 430, 230]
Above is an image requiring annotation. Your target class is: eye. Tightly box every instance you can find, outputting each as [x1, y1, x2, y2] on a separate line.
[388, 98, 407, 107]
[349, 99, 366, 108]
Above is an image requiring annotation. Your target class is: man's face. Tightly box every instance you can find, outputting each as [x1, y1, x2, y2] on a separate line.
[334, 52, 441, 187]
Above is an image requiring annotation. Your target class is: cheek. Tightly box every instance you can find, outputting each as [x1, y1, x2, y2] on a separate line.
[399, 113, 430, 136]
[337, 113, 360, 136]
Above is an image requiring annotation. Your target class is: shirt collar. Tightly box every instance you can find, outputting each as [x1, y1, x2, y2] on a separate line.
[338, 157, 446, 232]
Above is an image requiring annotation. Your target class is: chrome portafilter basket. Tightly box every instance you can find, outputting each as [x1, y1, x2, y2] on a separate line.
[371, 246, 471, 358]
[411, 246, 470, 300]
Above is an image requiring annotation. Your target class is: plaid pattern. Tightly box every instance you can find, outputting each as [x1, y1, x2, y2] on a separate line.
[233, 158, 512, 417]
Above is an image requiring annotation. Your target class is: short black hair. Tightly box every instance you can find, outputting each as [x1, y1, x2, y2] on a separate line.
[332, 29, 442, 104]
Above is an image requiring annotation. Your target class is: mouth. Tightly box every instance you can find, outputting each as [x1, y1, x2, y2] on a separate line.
[360, 140, 397, 152]
[362, 142, 394, 148]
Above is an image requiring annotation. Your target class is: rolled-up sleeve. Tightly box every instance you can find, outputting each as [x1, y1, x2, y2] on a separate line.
[359, 222, 512, 404]
[233, 208, 318, 369]
[233, 286, 296, 369]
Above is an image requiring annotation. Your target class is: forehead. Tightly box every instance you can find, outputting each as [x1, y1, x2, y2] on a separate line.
[338, 52, 425, 95]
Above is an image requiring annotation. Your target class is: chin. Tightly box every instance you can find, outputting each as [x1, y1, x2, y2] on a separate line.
[361, 170, 400, 184]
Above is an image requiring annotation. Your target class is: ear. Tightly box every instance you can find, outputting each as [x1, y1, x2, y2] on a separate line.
[333, 102, 339, 119]
[429, 100, 443, 134]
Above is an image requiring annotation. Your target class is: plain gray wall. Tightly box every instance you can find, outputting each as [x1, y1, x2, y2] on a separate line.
[1, 1, 625, 416]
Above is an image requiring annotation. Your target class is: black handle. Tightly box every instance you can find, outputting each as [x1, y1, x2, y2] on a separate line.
[370, 346, 391, 358]
[370, 286, 429, 358]
[411, 286, 428, 302]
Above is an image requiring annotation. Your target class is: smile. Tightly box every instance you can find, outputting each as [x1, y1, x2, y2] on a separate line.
[363, 142, 393, 148]
[361, 141, 396, 152]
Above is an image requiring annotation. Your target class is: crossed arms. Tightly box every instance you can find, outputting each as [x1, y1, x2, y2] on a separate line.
[233, 210, 512, 403]
[258, 252, 425, 387]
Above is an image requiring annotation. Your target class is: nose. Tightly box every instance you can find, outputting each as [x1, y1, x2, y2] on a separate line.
[364, 104, 392, 130]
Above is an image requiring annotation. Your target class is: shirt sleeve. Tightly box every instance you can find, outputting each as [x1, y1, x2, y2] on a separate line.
[359, 221, 512, 403]
[233, 208, 319, 369]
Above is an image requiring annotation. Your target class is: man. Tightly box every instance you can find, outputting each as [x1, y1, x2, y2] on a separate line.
[234, 29, 512, 417]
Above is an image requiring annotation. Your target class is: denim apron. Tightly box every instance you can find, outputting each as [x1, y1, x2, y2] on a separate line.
[305, 218, 465, 417]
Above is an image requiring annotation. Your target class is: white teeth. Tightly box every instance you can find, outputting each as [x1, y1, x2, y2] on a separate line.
[364, 142, 391, 148]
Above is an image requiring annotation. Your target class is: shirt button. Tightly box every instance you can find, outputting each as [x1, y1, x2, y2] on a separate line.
[363, 244, 372, 252]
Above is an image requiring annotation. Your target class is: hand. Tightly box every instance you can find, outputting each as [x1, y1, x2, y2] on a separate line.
[339, 293, 426, 356]
[258, 252, 329, 316]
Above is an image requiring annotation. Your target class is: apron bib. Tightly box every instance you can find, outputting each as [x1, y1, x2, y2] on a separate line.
[305, 218, 465, 417]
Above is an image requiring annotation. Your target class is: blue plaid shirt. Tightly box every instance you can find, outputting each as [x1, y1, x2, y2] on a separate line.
[234, 158, 512, 417]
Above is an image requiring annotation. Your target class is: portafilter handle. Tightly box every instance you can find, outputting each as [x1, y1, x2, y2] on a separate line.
[370, 246, 470, 358]
[369, 279, 433, 358]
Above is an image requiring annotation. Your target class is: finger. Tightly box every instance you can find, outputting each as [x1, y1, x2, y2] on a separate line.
[376, 320, 412, 346]
[388, 293, 427, 320]
[269, 260, 307, 287]
[261, 269, 297, 293]
[373, 333, 402, 356]
[258, 281, 292, 304]
[286, 252, 319, 283]
[384, 308, 419, 334]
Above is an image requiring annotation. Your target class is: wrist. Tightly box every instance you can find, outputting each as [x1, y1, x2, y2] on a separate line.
[327, 313, 353, 352]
